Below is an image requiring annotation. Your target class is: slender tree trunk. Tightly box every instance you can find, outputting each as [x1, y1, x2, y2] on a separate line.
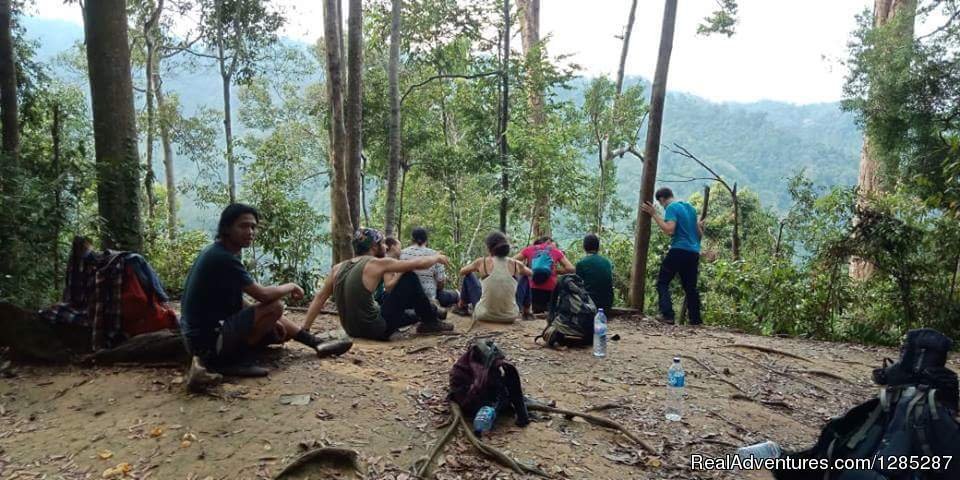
[154, 68, 177, 239]
[731, 183, 741, 261]
[345, 0, 363, 230]
[851, 0, 917, 280]
[0, 0, 19, 276]
[384, 0, 401, 237]
[630, 0, 677, 308]
[517, 0, 550, 238]
[398, 162, 408, 237]
[615, 0, 638, 95]
[214, 0, 236, 204]
[84, 0, 143, 252]
[498, 0, 510, 233]
[52, 103, 62, 281]
[596, 146, 605, 232]
[323, 0, 353, 264]
[144, 30, 157, 220]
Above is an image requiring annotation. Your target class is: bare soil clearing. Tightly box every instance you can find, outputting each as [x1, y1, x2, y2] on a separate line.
[3, 313, 942, 480]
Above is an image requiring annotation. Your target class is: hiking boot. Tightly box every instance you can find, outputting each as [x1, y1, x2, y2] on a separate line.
[655, 314, 675, 325]
[451, 305, 471, 317]
[186, 357, 222, 393]
[436, 307, 448, 320]
[416, 320, 455, 334]
[314, 338, 354, 358]
[521, 312, 536, 321]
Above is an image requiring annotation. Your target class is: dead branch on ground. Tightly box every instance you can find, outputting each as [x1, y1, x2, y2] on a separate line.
[722, 343, 811, 362]
[273, 447, 363, 479]
[527, 404, 656, 454]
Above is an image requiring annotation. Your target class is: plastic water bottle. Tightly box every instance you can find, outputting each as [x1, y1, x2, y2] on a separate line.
[473, 405, 497, 436]
[593, 309, 608, 358]
[736, 441, 782, 461]
[665, 356, 685, 421]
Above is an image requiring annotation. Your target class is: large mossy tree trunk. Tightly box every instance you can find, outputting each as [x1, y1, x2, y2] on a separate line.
[84, 0, 143, 252]
[517, 0, 551, 238]
[0, 0, 20, 278]
[345, 0, 363, 231]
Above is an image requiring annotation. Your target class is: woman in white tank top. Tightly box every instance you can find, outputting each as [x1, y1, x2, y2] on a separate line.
[459, 232, 532, 323]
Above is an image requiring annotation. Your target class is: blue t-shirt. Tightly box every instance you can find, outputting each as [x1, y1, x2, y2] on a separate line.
[664, 201, 701, 253]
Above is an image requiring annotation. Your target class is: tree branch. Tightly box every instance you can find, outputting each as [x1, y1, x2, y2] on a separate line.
[917, 7, 960, 41]
[669, 143, 733, 194]
[400, 70, 502, 105]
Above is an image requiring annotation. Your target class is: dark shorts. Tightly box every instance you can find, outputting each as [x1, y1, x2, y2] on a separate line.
[531, 289, 552, 313]
[185, 307, 284, 363]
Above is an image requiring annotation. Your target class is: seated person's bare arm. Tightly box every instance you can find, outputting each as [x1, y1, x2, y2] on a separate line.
[365, 254, 451, 290]
[512, 258, 533, 277]
[459, 257, 481, 277]
[243, 281, 304, 305]
[302, 263, 341, 331]
[557, 256, 575, 274]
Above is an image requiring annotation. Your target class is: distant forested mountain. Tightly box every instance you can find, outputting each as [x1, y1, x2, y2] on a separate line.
[25, 17, 861, 229]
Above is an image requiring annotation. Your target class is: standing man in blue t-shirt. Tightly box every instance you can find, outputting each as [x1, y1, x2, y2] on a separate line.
[640, 187, 705, 325]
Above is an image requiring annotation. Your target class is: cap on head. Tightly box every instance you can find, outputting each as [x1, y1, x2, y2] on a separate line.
[352, 227, 384, 255]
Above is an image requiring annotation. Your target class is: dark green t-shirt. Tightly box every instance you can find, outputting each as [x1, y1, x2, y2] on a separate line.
[179, 242, 254, 351]
[576, 253, 614, 310]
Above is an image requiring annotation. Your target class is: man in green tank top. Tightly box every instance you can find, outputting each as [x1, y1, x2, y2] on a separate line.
[302, 228, 455, 340]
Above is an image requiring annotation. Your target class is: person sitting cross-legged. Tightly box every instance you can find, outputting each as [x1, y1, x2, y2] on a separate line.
[302, 228, 455, 340]
[455, 232, 532, 324]
[180, 204, 351, 392]
[575, 233, 615, 311]
[400, 227, 460, 311]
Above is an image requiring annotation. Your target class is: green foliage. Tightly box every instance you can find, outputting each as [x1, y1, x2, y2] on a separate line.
[697, 0, 739, 37]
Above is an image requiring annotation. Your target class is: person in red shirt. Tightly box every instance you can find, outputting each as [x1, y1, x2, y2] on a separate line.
[515, 236, 574, 317]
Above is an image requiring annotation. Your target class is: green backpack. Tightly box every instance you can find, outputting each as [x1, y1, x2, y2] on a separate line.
[537, 275, 597, 348]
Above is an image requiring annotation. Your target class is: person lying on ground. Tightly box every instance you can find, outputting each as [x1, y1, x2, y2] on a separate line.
[400, 227, 460, 311]
[640, 187, 705, 326]
[453, 232, 532, 323]
[179, 204, 352, 388]
[576, 233, 614, 311]
[302, 228, 455, 339]
[515, 236, 575, 318]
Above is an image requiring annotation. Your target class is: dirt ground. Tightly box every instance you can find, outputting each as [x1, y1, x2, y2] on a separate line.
[3, 312, 949, 480]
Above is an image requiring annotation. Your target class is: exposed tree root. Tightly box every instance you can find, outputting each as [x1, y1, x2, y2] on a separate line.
[788, 368, 856, 385]
[682, 354, 717, 375]
[586, 400, 630, 412]
[273, 447, 363, 479]
[450, 403, 550, 478]
[722, 343, 810, 362]
[526, 404, 656, 454]
[413, 411, 461, 478]
[710, 376, 748, 395]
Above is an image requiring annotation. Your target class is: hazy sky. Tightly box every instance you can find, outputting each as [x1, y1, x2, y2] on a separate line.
[30, 0, 874, 104]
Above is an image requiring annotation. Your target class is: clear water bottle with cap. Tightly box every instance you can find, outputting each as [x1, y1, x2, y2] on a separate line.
[473, 405, 497, 436]
[593, 309, 608, 358]
[665, 356, 685, 421]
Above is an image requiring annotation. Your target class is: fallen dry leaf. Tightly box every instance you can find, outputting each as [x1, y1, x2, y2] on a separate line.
[101, 462, 131, 479]
[149, 426, 164, 438]
[97, 450, 114, 460]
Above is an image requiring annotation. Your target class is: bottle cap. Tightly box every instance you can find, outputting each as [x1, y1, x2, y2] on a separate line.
[673, 356, 681, 363]
[597, 308, 604, 312]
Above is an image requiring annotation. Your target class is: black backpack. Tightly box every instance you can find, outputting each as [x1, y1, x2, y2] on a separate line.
[537, 275, 597, 348]
[773, 329, 960, 480]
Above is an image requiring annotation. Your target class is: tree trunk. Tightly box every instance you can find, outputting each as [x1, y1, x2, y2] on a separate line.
[615, 0, 638, 95]
[630, 0, 677, 309]
[731, 183, 740, 261]
[214, 0, 236, 204]
[0, 0, 17, 171]
[323, 0, 354, 264]
[517, 0, 550, 238]
[345, 0, 363, 231]
[52, 103, 62, 281]
[154, 68, 177, 239]
[143, 27, 157, 220]
[384, 0, 401, 237]
[850, 0, 917, 280]
[0, 0, 19, 276]
[498, 0, 510, 233]
[84, 0, 144, 252]
[398, 162, 408, 237]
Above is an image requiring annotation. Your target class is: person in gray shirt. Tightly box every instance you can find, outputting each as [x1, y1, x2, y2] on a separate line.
[400, 227, 460, 308]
